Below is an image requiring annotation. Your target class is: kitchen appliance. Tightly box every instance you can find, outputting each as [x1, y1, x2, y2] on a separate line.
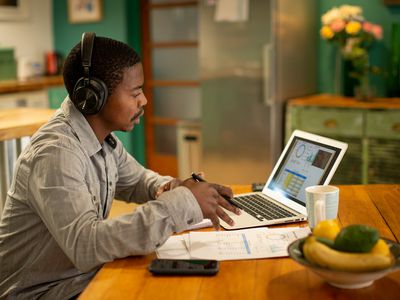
[200, 0, 317, 184]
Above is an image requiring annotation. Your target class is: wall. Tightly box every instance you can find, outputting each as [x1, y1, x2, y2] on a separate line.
[318, 0, 400, 96]
[53, 0, 126, 56]
[52, 0, 146, 165]
[0, 0, 53, 74]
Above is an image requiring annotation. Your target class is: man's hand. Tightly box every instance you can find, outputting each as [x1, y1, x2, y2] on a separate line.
[181, 178, 241, 230]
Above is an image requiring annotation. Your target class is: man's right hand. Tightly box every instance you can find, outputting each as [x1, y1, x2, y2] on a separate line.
[181, 178, 240, 230]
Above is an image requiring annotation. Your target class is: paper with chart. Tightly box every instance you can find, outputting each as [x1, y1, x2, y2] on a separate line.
[188, 227, 310, 261]
[156, 227, 311, 260]
[155, 234, 191, 259]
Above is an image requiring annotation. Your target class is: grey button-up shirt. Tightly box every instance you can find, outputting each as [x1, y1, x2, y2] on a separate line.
[0, 98, 202, 300]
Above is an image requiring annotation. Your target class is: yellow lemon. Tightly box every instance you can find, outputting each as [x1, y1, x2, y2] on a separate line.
[371, 239, 391, 257]
[313, 219, 340, 241]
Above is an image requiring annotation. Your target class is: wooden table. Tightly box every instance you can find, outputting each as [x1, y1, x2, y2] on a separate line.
[0, 108, 55, 140]
[0, 107, 55, 213]
[79, 184, 400, 300]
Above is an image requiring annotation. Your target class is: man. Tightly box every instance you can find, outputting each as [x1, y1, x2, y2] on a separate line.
[0, 33, 240, 299]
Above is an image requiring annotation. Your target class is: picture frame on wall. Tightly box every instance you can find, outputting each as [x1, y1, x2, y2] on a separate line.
[0, 0, 29, 21]
[68, 0, 102, 24]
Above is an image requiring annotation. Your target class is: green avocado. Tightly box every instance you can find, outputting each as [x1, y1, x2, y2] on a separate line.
[316, 236, 335, 248]
[334, 224, 380, 253]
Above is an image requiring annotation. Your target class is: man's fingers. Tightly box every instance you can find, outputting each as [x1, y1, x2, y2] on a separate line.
[209, 215, 220, 230]
[217, 196, 241, 215]
[216, 206, 235, 227]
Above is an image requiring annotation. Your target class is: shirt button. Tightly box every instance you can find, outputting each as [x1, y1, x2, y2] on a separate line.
[187, 218, 193, 225]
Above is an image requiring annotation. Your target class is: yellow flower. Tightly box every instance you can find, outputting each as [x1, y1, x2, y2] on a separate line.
[345, 21, 362, 35]
[320, 26, 334, 39]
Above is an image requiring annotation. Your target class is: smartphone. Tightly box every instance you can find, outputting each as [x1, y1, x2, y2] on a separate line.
[148, 259, 219, 276]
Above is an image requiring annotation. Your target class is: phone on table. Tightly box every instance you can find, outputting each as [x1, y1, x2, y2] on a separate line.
[149, 259, 219, 276]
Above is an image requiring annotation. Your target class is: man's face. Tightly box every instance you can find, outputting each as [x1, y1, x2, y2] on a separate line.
[99, 63, 147, 132]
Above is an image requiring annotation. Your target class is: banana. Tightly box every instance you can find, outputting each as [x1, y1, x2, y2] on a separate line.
[303, 236, 393, 272]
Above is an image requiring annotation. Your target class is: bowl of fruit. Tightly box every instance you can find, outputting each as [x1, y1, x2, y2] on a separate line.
[288, 220, 400, 289]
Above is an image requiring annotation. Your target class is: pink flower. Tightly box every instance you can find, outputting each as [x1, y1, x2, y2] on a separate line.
[371, 25, 383, 40]
[362, 22, 374, 33]
[330, 19, 346, 32]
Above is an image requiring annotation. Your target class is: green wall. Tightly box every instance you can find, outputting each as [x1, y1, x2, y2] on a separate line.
[52, 0, 146, 165]
[318, 0, 400, 96]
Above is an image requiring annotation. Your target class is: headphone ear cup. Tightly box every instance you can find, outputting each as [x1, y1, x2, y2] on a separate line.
[89, 77, 108, 112]
[72, 77, 108, 115]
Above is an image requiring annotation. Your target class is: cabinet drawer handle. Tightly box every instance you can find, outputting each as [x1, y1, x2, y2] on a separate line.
[392, 123, 400, 133]
[323, 119, 338, 128]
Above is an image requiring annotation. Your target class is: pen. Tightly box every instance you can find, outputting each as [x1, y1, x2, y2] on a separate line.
[191, 172, 207, 183]
[191, 172, 239, 207]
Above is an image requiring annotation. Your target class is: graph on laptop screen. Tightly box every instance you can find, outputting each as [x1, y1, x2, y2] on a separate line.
[268, 137, 341, 206]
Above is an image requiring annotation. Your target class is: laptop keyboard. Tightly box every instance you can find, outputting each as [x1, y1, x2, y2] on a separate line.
[231, 194, 296, 221]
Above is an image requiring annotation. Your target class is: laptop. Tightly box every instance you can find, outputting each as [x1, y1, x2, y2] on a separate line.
[220, 130, 348, 230]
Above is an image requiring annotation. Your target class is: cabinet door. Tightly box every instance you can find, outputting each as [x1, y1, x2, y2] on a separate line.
[366, 110, 400, 183]
[367, 138, 400, 183]
[330, 137, 362, 184]
[366, 111, 400, 140]
[142, 0, 200, 177]
[297, 107, 363, 137]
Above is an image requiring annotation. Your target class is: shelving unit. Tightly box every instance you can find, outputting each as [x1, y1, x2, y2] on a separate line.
[286, 94, 400, 184]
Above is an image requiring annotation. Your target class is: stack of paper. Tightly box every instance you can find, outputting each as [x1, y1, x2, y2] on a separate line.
[156, 227, 310, 261]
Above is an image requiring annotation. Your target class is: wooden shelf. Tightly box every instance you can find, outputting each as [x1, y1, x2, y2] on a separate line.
[0, 75, 64, 94]
[151, 80, 199, 87]
[150, 1, 198, 9]
[151, 41, 198, 48]
[151, 116, 178, 126]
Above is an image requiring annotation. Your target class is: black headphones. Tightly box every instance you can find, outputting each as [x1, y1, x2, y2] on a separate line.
[72, 32, 108, 115]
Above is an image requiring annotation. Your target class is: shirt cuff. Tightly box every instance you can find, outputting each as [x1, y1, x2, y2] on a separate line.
[152, 176, 174, 199]
[160, 186, 203, 232]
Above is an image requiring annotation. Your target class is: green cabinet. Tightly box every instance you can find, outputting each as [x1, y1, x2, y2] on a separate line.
[286, 95, 400, 184]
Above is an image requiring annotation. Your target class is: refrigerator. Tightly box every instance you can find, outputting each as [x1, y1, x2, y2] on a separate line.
[200, 0, 317, 184]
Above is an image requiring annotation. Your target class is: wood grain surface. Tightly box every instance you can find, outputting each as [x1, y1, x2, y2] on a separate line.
[80, 184, 400, 300]
[0, 107, 55, 140]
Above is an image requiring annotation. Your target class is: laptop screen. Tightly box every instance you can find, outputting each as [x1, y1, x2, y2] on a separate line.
[267, 136, 341, 207]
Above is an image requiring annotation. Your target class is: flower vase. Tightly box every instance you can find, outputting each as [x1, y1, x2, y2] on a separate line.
[335, 48, 358, 97]
[342, 59, 357, 97]
[334, 49, 342, 95]
[354, 73, 374, 101]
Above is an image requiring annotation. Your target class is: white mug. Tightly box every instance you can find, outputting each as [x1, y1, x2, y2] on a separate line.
[305, 185, 339, 229]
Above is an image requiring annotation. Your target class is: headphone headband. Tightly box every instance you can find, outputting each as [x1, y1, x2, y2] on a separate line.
[81, 32, 95, 81]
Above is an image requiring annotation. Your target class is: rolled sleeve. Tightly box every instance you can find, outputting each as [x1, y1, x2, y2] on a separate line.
[158, 186, 203, 232]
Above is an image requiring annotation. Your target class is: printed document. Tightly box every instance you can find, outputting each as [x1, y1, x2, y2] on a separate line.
[156, 227, 310, 261]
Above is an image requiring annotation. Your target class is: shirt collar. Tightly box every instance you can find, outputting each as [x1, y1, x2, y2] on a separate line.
[61, 97, 102, 157]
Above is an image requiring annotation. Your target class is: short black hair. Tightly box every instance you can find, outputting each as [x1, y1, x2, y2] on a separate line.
[63, 35, 141, 98]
